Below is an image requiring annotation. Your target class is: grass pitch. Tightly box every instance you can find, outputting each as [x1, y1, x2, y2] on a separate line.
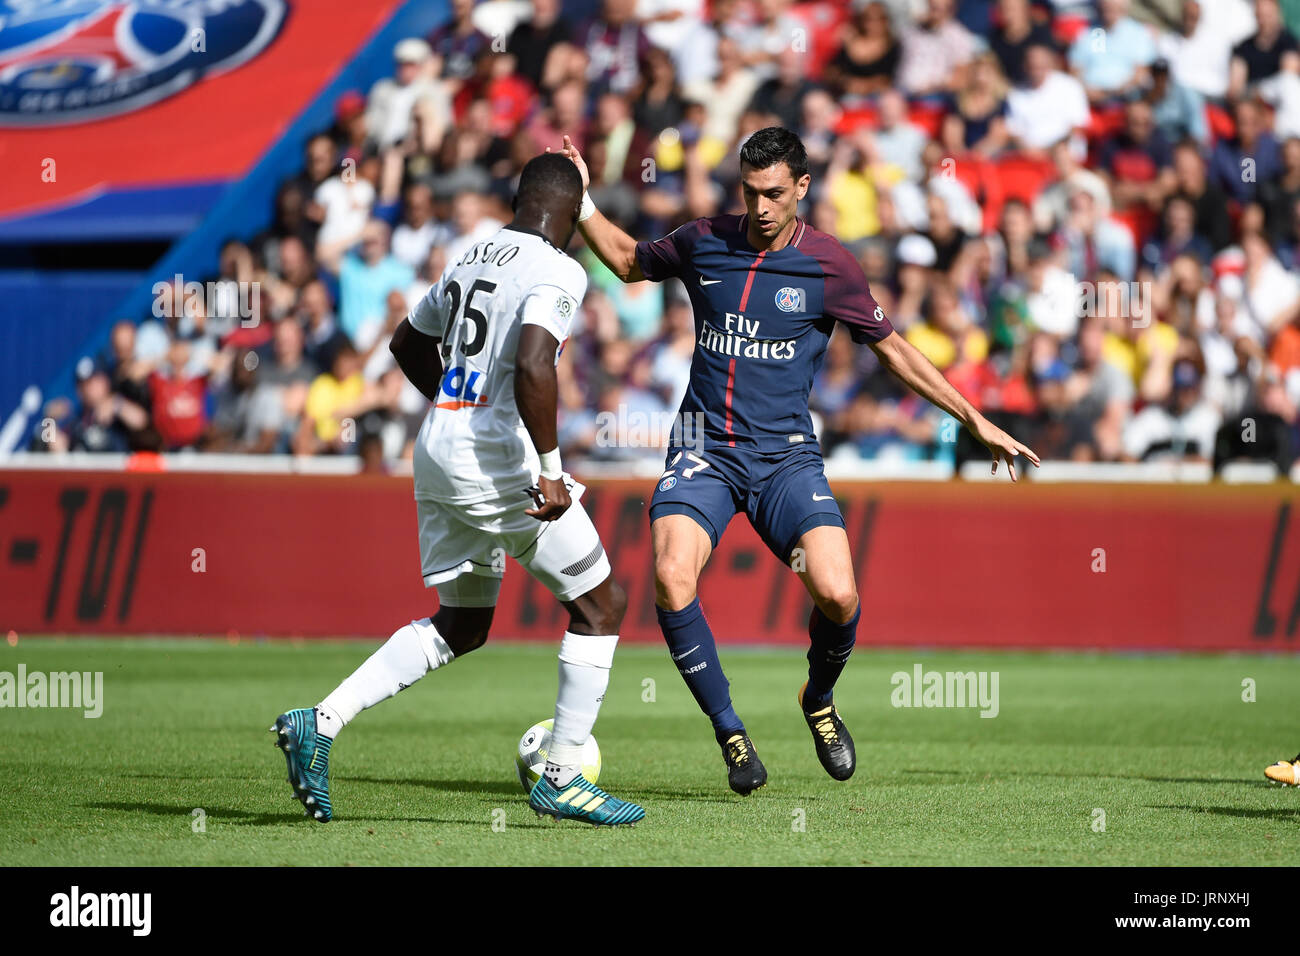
[1, 638, 1297, 866]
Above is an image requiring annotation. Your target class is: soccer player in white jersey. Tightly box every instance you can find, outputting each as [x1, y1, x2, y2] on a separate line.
[271, 154, 645, 827]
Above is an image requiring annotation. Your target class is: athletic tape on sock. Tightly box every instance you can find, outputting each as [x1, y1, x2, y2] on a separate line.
[557, 631, 618, 669]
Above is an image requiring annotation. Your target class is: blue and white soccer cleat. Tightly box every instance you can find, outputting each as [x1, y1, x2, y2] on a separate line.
[271, 707, 333, 822]
[528, 773, 645, 826]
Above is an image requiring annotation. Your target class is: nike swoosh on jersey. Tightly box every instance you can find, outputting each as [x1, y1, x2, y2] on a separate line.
[699, 276, 721, 285]
[812, 493, 834, 501]
[671, 644, 701, 661]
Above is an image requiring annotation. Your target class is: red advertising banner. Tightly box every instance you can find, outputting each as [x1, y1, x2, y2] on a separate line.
[0, 469, 1295, 651]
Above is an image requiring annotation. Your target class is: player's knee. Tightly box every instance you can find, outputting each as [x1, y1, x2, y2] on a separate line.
[568, 578, 626, 635]
[817, 584, 860, 625]
[590, 580, 627, 634]
[432, 606, 492, 657]
[653, 555, 698, 609]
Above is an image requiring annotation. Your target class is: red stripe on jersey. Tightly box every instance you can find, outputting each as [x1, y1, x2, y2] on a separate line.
[724, 357, 737, 446]
[737, 250, 766, 312]
[726, 249, 767, 445]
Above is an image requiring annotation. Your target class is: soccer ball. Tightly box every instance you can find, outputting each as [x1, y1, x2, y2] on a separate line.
[514, 719, 601, 793]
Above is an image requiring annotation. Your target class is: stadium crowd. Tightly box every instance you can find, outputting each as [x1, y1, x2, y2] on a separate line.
[37, 0, 1300, 472]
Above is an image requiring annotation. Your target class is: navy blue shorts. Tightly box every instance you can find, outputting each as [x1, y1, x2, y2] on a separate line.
[648, 443, 845, 563]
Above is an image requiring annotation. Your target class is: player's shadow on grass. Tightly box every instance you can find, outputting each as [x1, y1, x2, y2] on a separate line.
[347, 775, 521, 797]
[901, 768, 1259, 786]
[85, 800, 291, 827]
[1147, 804, 1300, 820]
[84, 799, 554, 829]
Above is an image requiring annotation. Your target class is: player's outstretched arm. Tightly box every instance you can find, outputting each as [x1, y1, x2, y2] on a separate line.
[549, 135, 645, 283]
[515, 324, 572, 520]
[870, 331, 1041, 481]
[389, 318, 443, 403]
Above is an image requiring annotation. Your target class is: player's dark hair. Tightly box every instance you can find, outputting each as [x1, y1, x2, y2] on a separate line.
[739, 127, 809, 181]
[516, 152, 584, 210]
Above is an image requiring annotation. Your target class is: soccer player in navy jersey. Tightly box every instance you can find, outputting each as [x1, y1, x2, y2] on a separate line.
[556, 128, 1039, 794]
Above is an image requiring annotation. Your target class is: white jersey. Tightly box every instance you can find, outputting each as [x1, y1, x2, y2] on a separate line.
[408, 225, 587, 504]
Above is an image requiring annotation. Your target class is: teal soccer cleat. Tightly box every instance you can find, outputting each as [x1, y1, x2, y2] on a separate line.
[271, 708, 333, 822]
[528, 773, 645, 827]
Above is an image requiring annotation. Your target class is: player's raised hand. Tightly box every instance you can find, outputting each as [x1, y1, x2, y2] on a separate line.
[970, 416, 1040, 482]
[526, 475, 572, 521]
[546, 134, 590, 191]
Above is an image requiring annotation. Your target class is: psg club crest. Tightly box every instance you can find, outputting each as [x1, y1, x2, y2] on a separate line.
[775, 287, 804, 313]
[658, 475, 676, 492]
[0, 0, 287, 126]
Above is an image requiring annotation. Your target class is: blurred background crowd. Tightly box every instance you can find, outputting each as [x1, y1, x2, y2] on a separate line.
[36, 0, 1300, 472]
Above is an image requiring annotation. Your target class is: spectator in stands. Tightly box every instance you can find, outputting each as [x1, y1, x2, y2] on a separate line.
[643, 292, 695, 412]
[148, 339, 209, 451]
[297, 279, 348, 372]
[1063, 313, 1133, 460]
[100, 320, 150, 409]
[65, 359, 149, 454]
[582, 0, 651, 96]
[1099, 95, 1175, 235]
[1006, 44, 1091, 157]
[1145, 194, 1215, 270]
[825, 0, 901, 98]
[333, 91, 375, 171]
[1122, 358, 1222, 461]
[989, 0, 1056, 87]
[391, 182, 442, 269]
[508, 0, 577, 92]
[874, 89, 928, 182]
[428, 0, 490, 83]
[673, 0, 742, 86]
[367, 38, 450, 151]
[337, 218, 415, 343]
[1067, 0, 1156, 105]
[749, 47, 814, 133]
[682, 33, 759, 147]
[1169, 138, 1232, 251]
[1060, 182, 1137, 281]
[256, 181, 318, 275]
[292, 134, 339, 238]
[1241, 229, 1300, 334]
[735, 0, 803, 81]
[826, 127, 904, 243]
[1230, 0, 1299, 98]
[1147, 58, 1208, 147]
[443, 191, 505, 264]
[951, 52, 1010, 156]
[635, 44, 688, 131]
[1023, 238, 1080, 337]
[1156, 0, 1245, 102]
[314, 153, 377, 267]
[264, 235, 316, 321]
[897, 0, 978, 98]
[295, 343, 367, 455]
[1211, 97, 1282, 203]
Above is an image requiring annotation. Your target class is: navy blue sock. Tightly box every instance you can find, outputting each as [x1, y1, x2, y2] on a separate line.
[804, 603, 859, 711]
[657, 597, 744, 741]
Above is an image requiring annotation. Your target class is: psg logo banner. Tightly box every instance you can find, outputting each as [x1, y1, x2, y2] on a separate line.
[0, 0, 286, 126]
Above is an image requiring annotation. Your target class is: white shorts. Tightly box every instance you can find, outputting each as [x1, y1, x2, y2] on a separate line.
[416, 478, 611, 605]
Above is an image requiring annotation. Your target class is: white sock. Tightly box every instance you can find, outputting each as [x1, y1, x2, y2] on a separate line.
[316, 618, 454, 738]
[544, 631, 618, 787]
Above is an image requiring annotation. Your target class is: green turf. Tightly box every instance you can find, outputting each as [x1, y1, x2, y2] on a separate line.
[1, 638, 1297, 865]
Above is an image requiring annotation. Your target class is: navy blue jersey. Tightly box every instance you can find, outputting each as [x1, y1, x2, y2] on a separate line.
[635, 213, 894, 453]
